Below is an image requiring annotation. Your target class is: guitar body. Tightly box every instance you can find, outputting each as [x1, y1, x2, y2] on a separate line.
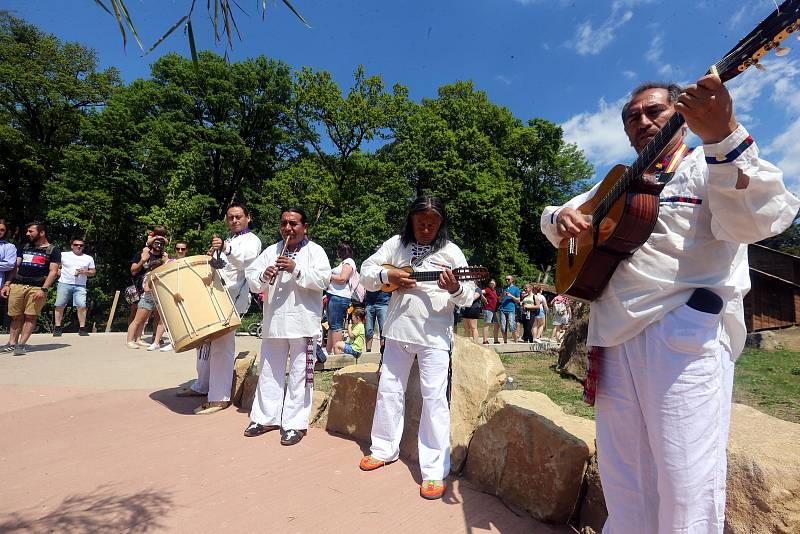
[381, 265, 415, 293]
[555, 165, 664, 301]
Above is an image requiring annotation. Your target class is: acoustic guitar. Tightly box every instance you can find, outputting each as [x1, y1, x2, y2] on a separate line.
[555, 0, 800, 301]
[380, 264, 489, 293]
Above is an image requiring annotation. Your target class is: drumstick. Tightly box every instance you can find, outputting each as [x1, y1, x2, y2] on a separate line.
[269, 238, 291, 286]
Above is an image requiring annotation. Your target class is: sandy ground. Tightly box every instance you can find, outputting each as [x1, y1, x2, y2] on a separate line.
[0, 333, 570, 534]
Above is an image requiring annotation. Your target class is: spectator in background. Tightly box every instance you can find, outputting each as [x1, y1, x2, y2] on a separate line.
[335, 307, 366, 359]
[550, 294, 572, 344]
[520, 283, 538, 343]
[480, 279, 499, 345]
[1, 222, 61, 356]
[0, 219, 17, 296]
[532, 285, 549, 342]
[53, 238, 96, 337]
[127, 226, 169, 325]
[498, 275, 520, 343]
[364, 289, 389, 352]
[174, 240, 189, 259]
[126, 237, 168, 349]
[326, 242, 357, 355]
[459, 285, 483, 343]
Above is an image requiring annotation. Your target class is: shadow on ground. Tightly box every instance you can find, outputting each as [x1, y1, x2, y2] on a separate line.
[0, 484, 173, 533]
[27, 343, 71, 352]
[148, 382, 204, 415]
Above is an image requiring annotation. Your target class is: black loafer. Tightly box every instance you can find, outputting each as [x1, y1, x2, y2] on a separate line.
[244, 422, 279, 437]
[280, 428, 307, 446]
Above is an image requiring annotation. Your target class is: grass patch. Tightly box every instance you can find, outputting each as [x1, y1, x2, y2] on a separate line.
[500, 351, 595, 420]
[314, 369, 335, 394]
[733, 347, 800, 423]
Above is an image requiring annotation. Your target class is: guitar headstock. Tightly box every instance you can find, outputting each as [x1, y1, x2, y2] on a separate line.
[715, 0, 800, 82]
[453, 266, 490, 282]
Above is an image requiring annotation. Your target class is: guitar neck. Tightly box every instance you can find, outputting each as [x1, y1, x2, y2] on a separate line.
[410, 271, 447, 282]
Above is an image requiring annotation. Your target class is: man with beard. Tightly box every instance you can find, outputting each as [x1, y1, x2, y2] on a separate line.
[1, 222, 61, 356]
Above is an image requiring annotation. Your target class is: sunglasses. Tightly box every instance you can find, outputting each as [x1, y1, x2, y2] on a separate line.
[175, 247, 187, 251]
[72, 243, 85, 248]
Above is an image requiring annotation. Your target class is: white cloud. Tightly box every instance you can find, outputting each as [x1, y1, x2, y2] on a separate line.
[568, 0, 654, 56]
[561, 97, 634, 168]
[645, 33, 675, 78]
[495, 74, 513, 85]
[771, 118, 800, 184]
[622, 70, 637, 80]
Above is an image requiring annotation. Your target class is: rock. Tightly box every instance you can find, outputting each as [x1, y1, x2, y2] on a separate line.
[324, 336, 506, 473]
[325, 363, 380, 443]
[310, 389, 330, 429]
[557, 311, 589, 381]
[577, 452, 607, 533]
[238, 373, 259, 411]
[725, 403, 800, 534]
[464, 390, 596, 524]
[744, 330, 782, 351]
[230, 351, 256, 407]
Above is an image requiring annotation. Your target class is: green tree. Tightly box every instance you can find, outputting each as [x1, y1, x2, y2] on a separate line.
[0, 13, 120, 235]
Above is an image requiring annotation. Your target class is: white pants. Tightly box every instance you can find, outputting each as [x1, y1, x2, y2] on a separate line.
[250, 337, 313, 430]
[370, 338, 451, 481]
[196, 331, 236, 403]
[596, 304, 735, 534]
[190, 343, 212, 395]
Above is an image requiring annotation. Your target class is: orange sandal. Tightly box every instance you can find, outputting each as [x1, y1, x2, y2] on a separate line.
[419, 479, 446, 500]
[359, 455, 389, 471]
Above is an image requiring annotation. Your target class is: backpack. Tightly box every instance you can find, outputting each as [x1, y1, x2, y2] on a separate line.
[348, 267, 366, 305]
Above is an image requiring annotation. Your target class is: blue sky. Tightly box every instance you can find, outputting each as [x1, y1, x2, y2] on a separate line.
[6, 0, 800, 190]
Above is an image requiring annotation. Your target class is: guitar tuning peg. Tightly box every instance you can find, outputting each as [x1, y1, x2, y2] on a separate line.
[755, 62, 767, 71]
[775, 46, 790, 57]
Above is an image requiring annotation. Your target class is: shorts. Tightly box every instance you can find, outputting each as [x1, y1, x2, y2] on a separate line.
[460, 305, 482, 320]
[327, 294, 350, 332]
[55, 283, 87, 308]
[552, 313, 569, 326]
[343, 343, 361, 357]
[498, 309, 517, 333]
[138, 292, 156, 311]
[8, 284, 46, 317]
[482, 309, 495, 324]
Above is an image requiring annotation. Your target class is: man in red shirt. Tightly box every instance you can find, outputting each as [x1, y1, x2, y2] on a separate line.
[480, 279, 499, 344]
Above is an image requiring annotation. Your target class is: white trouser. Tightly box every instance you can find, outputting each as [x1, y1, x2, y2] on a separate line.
[202, 331, 236, 402]
[596, 304, 735, 534]
[370, 338, 451, 481]
[250, 337, 313, 430]
[191, 343, 212, 394]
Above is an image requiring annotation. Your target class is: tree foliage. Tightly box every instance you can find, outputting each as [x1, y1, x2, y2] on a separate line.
[2, 15, 594, 328]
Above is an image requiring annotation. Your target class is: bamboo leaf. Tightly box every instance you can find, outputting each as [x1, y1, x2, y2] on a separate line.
[109, 0, 127, 49]
[261, 0, 267, 21]
[145, 14, 189, 55]
[92, 0, 113, 16]
[116, 0, 144, 50]
[281, 0, 311, 28]
[187, 20, 199, 69]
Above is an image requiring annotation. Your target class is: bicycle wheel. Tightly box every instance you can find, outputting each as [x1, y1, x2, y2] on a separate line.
[248, 321, 261, 337]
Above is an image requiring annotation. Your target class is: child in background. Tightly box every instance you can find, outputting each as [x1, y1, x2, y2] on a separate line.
[335, 307, 365, 359]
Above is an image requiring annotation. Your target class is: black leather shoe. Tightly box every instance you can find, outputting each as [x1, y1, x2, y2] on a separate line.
[53, 326, 62, 337]
[244, 422, 279, 437]
[280, 428, 307, 446]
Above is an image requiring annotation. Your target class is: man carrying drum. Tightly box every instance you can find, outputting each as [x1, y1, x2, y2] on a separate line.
[243, 207, 331, 446]
[190, 202, 262, 415]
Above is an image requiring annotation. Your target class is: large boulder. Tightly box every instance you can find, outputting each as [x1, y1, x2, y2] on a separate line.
[464, 390, 596, 524]
[557, 303, 590, 381]
[324, 336, 506, 473]
[744, 330, 782, 351]
[725, 403, 800, 534]
[577, 453, 607, 533]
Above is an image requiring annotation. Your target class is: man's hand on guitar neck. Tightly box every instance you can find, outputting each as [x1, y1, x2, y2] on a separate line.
[438, 269, 461, 294]
[387, 268, 416, 290]
[676, 73, 737, 145]
[556, 208, 592, 239]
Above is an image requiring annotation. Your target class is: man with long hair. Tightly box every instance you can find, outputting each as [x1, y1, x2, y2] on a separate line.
[358, 196, 476, 500]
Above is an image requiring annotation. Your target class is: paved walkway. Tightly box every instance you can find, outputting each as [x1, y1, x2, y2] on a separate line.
[0, 333, 571, 534]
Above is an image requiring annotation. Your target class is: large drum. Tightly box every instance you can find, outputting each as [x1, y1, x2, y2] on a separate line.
[149, 255, 241, 352]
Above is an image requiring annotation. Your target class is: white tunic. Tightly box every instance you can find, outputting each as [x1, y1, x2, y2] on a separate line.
[541, 125, 799, 358]
[217, 232, 262, 315]
[246, 240, 331, 338]
[360, 235, 476, 351]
